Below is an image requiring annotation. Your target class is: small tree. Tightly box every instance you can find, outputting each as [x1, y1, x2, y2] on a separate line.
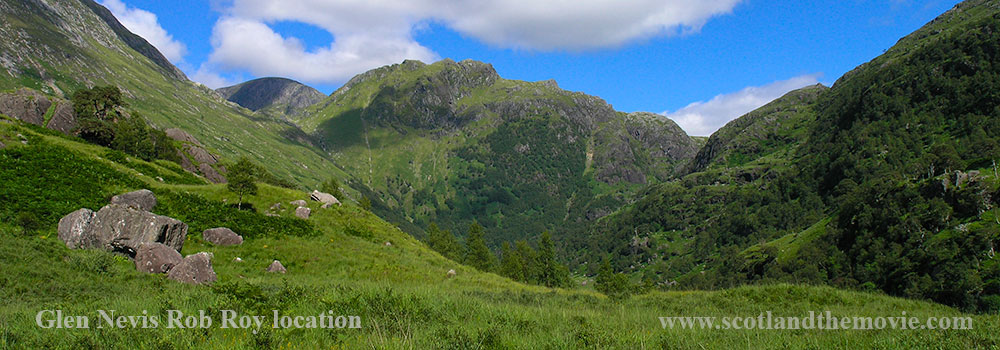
[499, 242, 525, 281]
[321, 177, 345, 199]
[464, 223, 495, 272]
[359, 196, 372, 211]
[427, 222, 463, 261]
[227, 157, 258, 209]
[596, 257, 632, 299]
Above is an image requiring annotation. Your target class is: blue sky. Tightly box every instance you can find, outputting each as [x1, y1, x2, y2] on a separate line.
[101, 0, 961, 136]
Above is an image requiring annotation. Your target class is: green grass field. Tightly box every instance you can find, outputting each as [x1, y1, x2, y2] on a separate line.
[1, 118, 998, 349]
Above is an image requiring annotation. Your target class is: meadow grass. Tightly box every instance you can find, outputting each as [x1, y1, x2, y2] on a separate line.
[1, 121, 997, 349]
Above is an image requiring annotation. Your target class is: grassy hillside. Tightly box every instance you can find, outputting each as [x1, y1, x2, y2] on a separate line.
[0, 0, 350, 189]
[296, 59, 697, 249]
[1, 118, 997, 349]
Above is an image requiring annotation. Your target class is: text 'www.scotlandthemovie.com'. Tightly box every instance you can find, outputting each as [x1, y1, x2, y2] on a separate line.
[659, 311, 973, 331]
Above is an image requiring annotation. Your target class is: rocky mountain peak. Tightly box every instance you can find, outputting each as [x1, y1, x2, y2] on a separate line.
[216, 77, 326, 116]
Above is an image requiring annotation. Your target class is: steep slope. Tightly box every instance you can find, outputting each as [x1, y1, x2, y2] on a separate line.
[297, 59, 698, 244]
[592, 0, 1000, 312]
[3, 117, 997, 348]
[0, 0, 348, 188]
[687, 84, 827, 173]
[217, 77, 326, 117]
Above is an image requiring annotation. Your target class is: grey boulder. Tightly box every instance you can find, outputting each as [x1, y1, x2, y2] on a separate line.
[295, 207, 311, 219]
[63, 204, 188, 257]
[203, 227, 243, 246]
[110, 189, 157, 211]
[134, 242, 182, 274]
[267, 260, 287, 273]
[290, 200, 307, 207]
[57, 208, 96, 249]
[167, 252, 217, 285]
[310, 190, 341, 207]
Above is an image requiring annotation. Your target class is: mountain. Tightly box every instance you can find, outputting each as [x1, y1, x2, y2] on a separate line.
[216, 77, 326, 117]
[591, 0, 1000, 312]
[3, 113, 997, 349]
[0, 0, 349, 188]
[686, 84, 827, 173]
[295, 58, 698, 244]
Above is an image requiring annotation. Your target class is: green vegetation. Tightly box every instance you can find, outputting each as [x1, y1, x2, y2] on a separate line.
[227, 157, 260, 210]
[1, 119, 998, 349]
[299, 59, 693, 255]
[591, 0, 1000, 313]
[72, 85, 179, 162]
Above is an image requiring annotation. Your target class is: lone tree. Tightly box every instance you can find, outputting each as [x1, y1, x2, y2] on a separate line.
[321, 177, 345, 199]
[227, 157, 258, 209]
[464, 222, 495, 272]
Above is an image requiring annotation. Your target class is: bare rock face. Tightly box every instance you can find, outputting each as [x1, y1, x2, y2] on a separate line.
[0, 89, 50, 126]
[0, 89, 77, 134]
[165, 128, 202, 146]
[134, 242, 183, 274]
[167, 252, 217, 285]
[295, 207, 311, 219]
[203, 227, 243, 246]
[165, 128, 227, 184]
[45, 102, 76, 134]
[57, 208, 96, 249]
[267, 260, 287, 273]
[110, 189, 157, 211]
[310, 190, 341, 207]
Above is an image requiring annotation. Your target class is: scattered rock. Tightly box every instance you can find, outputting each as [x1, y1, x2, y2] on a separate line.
[203, 227, 243, 246]
[446, 269, 457, 278]
[205, 228, 242, 245]
[270, 203, 282, 211]
[0, 140, 5, 149]
[57, 208, 96, 249]
[310, 190, 342, 207]
[167, 252, 217, 285]
[295, 206, 311, 219]
[110, 189, 157, 211]
[267, 260, 287, 273]
[384, 241, 392, 247]
[233, 257, 243, 263]
[290, 200, 307, 207]
[134, 242, 182, 274]
[156, 176, 164, 182]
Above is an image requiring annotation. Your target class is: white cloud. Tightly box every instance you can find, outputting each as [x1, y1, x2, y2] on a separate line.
[663, 74, 821, 137]
[100, 0, 187, 62]
[204, 0, 744, 85]
[207, 17, 436, 84]
[188, 63, 240, 89]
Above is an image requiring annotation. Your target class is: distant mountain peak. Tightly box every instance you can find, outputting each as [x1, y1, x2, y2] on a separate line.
[216, 77, 326, 116]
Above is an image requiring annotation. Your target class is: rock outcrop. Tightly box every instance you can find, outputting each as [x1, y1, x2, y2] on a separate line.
[0, 89, 77, 134]
[166, 252, 217, 285]
[290, 200, 307, 207]
[267, 260, 287, 273]
[310, 190, 341, 207]
[110, 189, 157, 211]
[164, 128, 227, 183]
[134, 242, 182, 274]
[203, 227, 243, 246]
